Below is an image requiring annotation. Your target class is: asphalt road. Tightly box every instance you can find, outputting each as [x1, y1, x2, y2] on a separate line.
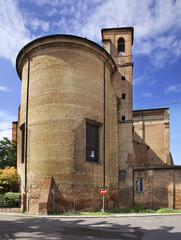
[0, 214, 181, 239]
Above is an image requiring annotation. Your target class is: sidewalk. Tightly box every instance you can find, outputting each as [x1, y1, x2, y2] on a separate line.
[1, 211, 181, 218]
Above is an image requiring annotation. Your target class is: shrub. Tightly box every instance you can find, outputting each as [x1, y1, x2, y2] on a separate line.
[106, 206, 156, 214]
[0, 167, 19, 192]
[0, 192, 20, 207]
[156, 208, 175, 213]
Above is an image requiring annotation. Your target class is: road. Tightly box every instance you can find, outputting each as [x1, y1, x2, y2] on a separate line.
[0, 214, 181, 239]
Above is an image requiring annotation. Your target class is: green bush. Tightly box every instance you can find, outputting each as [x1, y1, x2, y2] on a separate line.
[156, 208, 175, 213]
[0, 192, 20, 207]
[106, 206, 156, 214]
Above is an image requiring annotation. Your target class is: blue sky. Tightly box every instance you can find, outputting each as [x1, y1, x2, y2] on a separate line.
[0, 0, 181, 164]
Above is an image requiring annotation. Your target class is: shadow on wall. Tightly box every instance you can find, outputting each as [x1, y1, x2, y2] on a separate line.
[132, 132, 177, 209]
[45, 177, 104, 214]
[0, 216, 181, 239]
[133, 131, 169, 167]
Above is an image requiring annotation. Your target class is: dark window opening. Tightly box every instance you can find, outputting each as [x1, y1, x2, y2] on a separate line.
[122, 93, 126, 99]
[117, 97, 121, 111]
[119, 171, 126, 180]
[122, 116, 125, 121]
[86, 122, 99, 162]
[135, 177, 144, 192]
[118, 37, 125, 53]
[122, 76, 125, 80]
[20, 123, 25, 163]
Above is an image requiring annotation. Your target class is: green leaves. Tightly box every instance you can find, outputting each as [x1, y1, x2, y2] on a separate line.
[0, 137, 17, 169]
[0, 192, 20, 207]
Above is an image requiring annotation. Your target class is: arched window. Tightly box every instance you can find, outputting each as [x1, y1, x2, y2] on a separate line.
[118, 37, 125, 53]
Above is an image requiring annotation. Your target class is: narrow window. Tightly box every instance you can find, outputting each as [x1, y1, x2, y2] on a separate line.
[122, 116, 125, 121]
[122, 76, 125, 80]
[119, 171, 126, 180]
[135, 177, 144, 192]
[86, 122, 99, 162]
[118, 37, 125, 53]
[117, 97, 121, 112]
[20, 123, 25, 163]
[122, 93, 126, 99]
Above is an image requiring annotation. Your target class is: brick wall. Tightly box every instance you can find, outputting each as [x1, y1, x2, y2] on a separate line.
[12, 121, 18, 141]
[102, 27, 135, 208]
[16, 35, 119, 213]
[134, 167, 181, 209]
[175, 169, 181, 209]
[133, 109, 172, 166]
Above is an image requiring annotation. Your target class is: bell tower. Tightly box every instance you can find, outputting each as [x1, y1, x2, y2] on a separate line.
[101, 27, 134, 121]
[102, 27, 135, 208]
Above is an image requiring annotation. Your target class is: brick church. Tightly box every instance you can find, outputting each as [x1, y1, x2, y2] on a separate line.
[13, 27, 181, 214]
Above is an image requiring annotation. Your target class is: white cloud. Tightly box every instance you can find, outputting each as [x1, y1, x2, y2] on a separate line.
[133, 74, 147, 86]
[0, 0, 32, 65]
[30, 18, 50, 32]
[164, 84, 181, 94]
[62, 0, 181, 68]
[0, 129, 12, 140]
[48, 8, 58, 17]
[142, 92, 152, 98]
[133, 76, 144, 86]
[0, 120, 13, 140]
[0, 110, 17, 140]
[0, 110, 17, 122]
[0, 86, 12, 92]
[54, 0, 181, 68]
[32, 0, 60, 6]
[1, 0, 181, 69]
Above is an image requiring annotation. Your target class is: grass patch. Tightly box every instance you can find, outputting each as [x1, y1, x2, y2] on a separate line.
[51, 210, 112, 216]
[156, 208, 181, 213]
[49, 207, 181, 216]
[106, 206, 156, 214]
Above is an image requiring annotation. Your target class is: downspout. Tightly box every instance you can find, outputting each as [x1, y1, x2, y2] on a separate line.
[142, 111, 144, 143]
[132, 165, 135, 207]
[24, 51, 31, 212]
[173, 169, 175, 209]
[103, 57, 110, 189]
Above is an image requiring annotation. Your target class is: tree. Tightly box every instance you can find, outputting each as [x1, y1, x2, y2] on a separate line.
[0, 137, 17, 169]
[0, 167, 19, 192]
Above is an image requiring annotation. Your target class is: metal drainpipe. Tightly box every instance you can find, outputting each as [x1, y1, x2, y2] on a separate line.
[103, 57, 110, 189]
[173, 169, 175, 209]
[24, 51, 31, 212]
[132, 165, 135, 207]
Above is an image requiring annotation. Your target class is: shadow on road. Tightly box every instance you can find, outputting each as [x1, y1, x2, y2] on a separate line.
[0, 216, 180, 239]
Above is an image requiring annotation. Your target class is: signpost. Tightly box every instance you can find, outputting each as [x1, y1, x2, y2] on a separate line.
[101, 189, 107, 212]
[51, 184, 54, 213]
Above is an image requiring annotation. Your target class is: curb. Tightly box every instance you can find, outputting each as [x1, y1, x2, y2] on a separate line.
[0, 212, 181, 218]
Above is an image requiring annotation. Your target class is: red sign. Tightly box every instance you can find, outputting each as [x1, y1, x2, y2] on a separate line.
[101, 189, 107, 195]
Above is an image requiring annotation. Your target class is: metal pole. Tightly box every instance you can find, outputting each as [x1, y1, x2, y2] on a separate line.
[52, 189, 55, 213]
[24, 55, 30, 212]
[102, 57, 110, 212]
[132, 165, 135, 207]
[102, 195, 105, 212]
[103, 57, 110, 189]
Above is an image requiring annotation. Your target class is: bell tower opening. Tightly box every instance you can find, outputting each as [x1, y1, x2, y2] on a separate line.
[118, 37, 125, 53]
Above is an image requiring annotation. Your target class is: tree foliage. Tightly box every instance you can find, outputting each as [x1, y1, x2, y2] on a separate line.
[0, 192, 20, 207]
[0, 167, 19, 192]
[0, 137, 17, 169]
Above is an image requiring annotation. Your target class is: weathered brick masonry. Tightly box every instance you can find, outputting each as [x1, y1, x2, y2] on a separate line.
[15, 27, 181, 214]
[134, 166, 181, 209]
